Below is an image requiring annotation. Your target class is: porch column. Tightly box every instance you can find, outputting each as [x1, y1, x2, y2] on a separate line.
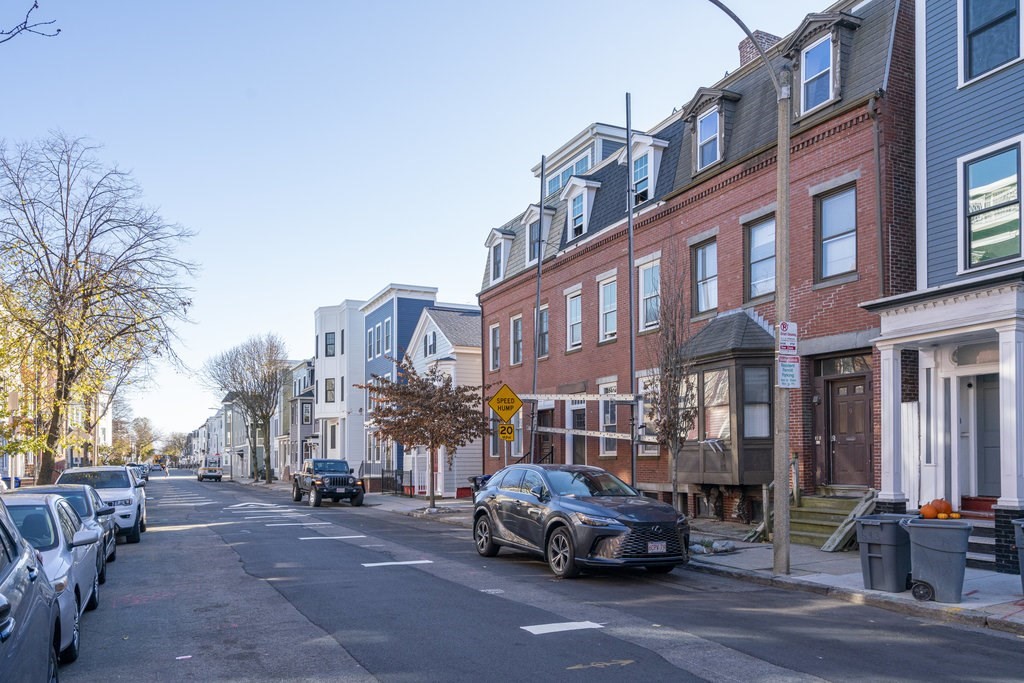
[878, 343, 907, 505]
[996, 323, 1024, 508]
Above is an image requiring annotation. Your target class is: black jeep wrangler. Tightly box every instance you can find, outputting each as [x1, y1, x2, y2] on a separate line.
[292, 459, 365, 507]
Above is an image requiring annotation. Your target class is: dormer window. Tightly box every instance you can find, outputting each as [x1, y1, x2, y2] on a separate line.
[801, 35, 833, 113]
[560, 178, 601, 241]
[571, 195, 584, 237]
[491, 243, 503, 280]
[697, 107, 720, 170]
[633, 154, 649, 204]
[521, 204, 555, 266]
[617, 134, 668, 206]
[485, 228, 514, 285]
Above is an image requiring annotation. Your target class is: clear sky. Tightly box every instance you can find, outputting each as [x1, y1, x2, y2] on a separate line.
[4, 0, 827, 439]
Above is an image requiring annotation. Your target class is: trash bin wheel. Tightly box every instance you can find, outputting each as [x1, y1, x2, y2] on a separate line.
[911, 581, 934, 602]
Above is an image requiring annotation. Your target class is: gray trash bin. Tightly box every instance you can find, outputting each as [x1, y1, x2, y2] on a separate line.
[900, 518, 973, 603]
[856, 514, 916, 592]
[1013, 519, 1024, 595]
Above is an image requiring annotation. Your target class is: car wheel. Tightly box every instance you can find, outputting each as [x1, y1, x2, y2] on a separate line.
[646, 565, 675, 574]
[127, 515, 141, 544]
[47, 637, 60, 682]
[309, 488, 321, 507]
[474, 515, 499, 557]
[140, 507, 147, 533]
[351, 491, 364, 507]
[292, 482, 302, 502]
[546, 527, 579, 578]
[86, 572, 99, 611]
[60, 599, 81, 663]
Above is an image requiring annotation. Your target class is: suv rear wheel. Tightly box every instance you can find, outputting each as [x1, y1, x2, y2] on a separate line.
[292, 481, 302, 502]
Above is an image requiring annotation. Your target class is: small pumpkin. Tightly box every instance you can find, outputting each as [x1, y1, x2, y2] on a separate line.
[950, 512, 961, 519]
[920, 504, 938, 519]
[937, 513, 950, 520]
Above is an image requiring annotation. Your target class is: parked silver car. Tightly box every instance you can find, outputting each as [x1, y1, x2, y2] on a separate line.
[10, 484, 118, 582]
[57, 466, 147, 543]
[4, 493, 100, 664]
[0, 497, 61, 680]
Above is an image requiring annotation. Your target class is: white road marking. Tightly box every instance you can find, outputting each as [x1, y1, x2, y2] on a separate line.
[226, 502, 281, 509]
[361, 560, 433, 567]
[265, 522, 331, 527]
[155, 502, 215, 507]
[244, 514, 309, 519]
[521, 622, 604, 635]
[480, 589, 505, 594]
[298, 535, 367, 540]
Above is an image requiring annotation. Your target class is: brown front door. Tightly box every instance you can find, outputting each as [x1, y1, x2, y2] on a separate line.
[537, 410, 554, 462]
[829, 377, 871, 485]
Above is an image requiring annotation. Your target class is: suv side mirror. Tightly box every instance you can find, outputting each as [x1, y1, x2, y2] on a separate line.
[97, 506, 115, 516]
[136, 480, 146, 488]
[530, 485, 546, 501]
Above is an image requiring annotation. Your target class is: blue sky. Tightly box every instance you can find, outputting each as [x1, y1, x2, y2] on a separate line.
[4, 0, 826, 438]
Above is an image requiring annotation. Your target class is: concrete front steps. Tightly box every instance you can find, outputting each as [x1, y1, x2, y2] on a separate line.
[790, 490, 866, 548]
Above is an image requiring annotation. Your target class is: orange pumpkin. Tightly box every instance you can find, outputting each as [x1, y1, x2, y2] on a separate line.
[920, 504, 938, 519]
[932, 498, 953, 515]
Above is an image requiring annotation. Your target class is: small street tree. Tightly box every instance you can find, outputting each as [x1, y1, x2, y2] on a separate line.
[358, 356, 488, 510]
[1, 2, 59, 46]
[202, 333, 288, 484]
[641, 249, 698, 512]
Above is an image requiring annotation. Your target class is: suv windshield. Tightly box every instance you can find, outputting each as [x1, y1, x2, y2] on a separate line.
[58, 470, 131, 489]
[546, 470, 637, 497]
[313, 461, 350, 474]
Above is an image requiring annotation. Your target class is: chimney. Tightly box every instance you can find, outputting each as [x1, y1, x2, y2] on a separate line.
[739, 30, 782, 67]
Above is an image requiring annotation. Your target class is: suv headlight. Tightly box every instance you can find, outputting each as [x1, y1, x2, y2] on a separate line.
[111, 498, 133, 507]
[574, 512, 619, 527]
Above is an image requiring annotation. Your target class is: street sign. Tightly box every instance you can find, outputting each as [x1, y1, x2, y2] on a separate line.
[488, 384, 523, 423]
[498, 423, 515, 442]
[778, 321, 798, 355]
[778, 355, 801, 389]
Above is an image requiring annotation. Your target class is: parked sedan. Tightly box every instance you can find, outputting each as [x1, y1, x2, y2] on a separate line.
[9, 484, 118, 582]
[472, 464, 690, 578]
[56, 466, 147, 543]
[0, 497, 61, 680]
[3, 493, 100, 664]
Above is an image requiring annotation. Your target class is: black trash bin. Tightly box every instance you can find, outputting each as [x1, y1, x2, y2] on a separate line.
[1013, 519, 1024, 595]
[856, 513, 916, 592]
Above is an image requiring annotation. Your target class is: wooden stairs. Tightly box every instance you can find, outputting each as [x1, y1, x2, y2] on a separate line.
[790, 487, 874, 549]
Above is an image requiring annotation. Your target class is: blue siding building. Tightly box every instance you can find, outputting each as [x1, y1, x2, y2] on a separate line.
[866, 0, 1024, 573]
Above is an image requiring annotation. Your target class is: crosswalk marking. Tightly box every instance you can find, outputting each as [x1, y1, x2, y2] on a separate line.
[265, 522, 331, 527]
[361, 560, 433, 567]
[299, 535, 367, 540]
[521, 622, 604, 635]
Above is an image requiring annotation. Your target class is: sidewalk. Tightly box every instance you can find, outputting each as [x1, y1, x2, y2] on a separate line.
[233, 477, 1024, 636]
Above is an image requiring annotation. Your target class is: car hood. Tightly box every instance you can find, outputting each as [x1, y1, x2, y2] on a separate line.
[94, 488, 134, 502]
[560, 495, 682, 523]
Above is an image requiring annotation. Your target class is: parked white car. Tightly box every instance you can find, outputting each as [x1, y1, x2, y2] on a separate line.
[56, 466, 147, 543]
[2, 493, 100, 664]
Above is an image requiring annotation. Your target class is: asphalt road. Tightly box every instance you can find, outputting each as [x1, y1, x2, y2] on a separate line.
[61, 471, 1024, 682]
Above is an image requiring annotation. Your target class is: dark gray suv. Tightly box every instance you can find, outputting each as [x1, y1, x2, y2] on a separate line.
[472, 464, 689, 577]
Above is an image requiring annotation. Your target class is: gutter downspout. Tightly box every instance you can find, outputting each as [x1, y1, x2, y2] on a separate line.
[868, 93, 885, 299]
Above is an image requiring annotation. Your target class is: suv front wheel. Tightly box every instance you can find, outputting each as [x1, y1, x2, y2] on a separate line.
[292, 481, 302, 502]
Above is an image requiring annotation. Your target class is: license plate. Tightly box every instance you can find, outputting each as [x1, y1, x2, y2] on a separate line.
[648, 541, 667, 553]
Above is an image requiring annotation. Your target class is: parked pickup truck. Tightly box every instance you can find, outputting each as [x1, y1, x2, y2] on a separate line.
[292, 459, 364, 507]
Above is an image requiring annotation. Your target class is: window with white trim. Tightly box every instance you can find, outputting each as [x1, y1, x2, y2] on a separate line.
[366, 328, 374, 361]
[528, 220, 542, 262]
[384, 318, 392, 354]
[570, 194, 584, 238]
[818, 186, 857, 279]
[599, 278, 617, 341]
[703, 369, 731, 441]
[491, 243, 503, 281]
[325, 378, 335, 403]
[964, 142, 1021, 267]
[374, 323, 382, 357]
[639, 261, 660, 330]
[743, 367, 771, 438]
[423, 331, 437, 357]
[694, 240, 718, 314]
[325, 332, 335, 357]
[546, 154, 591, 195]
[600, 383, 617, 455]
[536, 306, 549, 358]
[962, 0, 1020, 82]
[633, 153, 650, 204]
[747, 217, 776, 299]
[489, 324, 500, 371]
[510, 315, 523, 365]
[697, 107, 720, 170]
[801, 34, 833, 113]
[566, 292, 582, 350]
[638, 375, 660, 455]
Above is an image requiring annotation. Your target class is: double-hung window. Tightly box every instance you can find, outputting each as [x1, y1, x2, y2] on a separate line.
[697, 108, 720, 170]
[366, 329, 374, 360]
[325, 378, 335, 403]
[818, 186, 857, 279]
[639, 262, 660, 330]
[529, 221, 542, 262]
[747, 217, 776, 299]
[510, 316, 523, 365]
[489, 324, 500, 370]
[375, 323, 382, 356]
[571, 194, 585, 238]
[801, 35, 833, 113]
[600, 384, 617, 454]
[491, 243, 503, 281]
[743, 367, 771, 438]
[703, 369, 731, 441]
[633, 153, 650, 204]
[694, 241, 718, 313]
[424, 331, 437, 357]
[384, 318, 392, 354]
[536, 306, 549, 357]
[964, 142, 1021, 267]
[963, 0, 1020, 82]
[599, 278, 617, 341]
[325, 332, 335, 357]
[566, 292, 582, 350]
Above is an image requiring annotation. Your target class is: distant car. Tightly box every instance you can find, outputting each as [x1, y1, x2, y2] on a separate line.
[197, 466, 223, 482]
[56, 466, 147, 543]
[472, 464, 690, 578]
[3, 493, 100, 664]
[0, 497, 61, 679]
[9, 484, 118, 581]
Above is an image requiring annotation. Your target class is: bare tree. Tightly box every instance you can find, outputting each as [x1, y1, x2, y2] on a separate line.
[641, 247, 698, 512]
[202, 334, 288, 484]
[1, 2, 59, 45]
[162, 431, 188, 464]
[358, 356, 488, 510]
[0, 134, 195, 483]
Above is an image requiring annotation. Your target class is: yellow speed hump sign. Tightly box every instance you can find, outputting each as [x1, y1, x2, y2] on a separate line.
[487, 384, 523, 423]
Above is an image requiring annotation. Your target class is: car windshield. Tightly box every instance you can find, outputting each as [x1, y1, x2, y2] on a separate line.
[31, 489, 89, 517]
[313, 461, 349, 474]
[58, 470, 131, 489]
[546, 470, 637, 497]
[8, 505, 58, 550]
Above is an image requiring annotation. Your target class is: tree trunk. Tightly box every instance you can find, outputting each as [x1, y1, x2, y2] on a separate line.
[263, 422, 273, 484]
[428, 445, 437, 510]
[671, 443, 681, 512]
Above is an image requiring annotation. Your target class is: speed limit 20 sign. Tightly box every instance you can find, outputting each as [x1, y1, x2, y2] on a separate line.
[498, 423, 515, 442]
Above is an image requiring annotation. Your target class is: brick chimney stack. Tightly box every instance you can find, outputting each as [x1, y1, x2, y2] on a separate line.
[739, 30, 782, 67]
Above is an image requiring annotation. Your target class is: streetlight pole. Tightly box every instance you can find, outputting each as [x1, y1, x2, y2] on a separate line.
[705, 0, 791, 575]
